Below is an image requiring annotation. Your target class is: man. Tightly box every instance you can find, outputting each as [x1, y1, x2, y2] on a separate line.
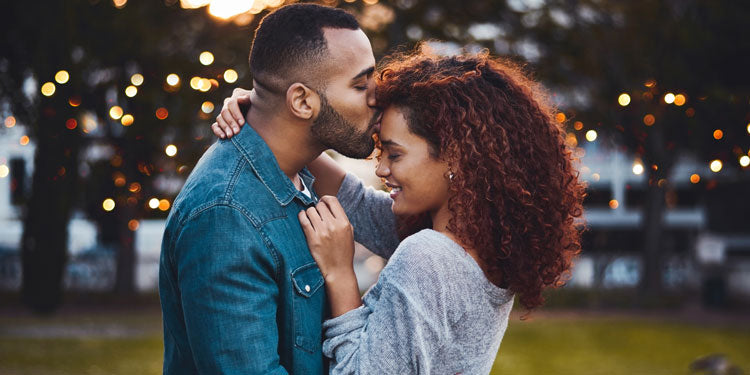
[159, 4, 380, 374]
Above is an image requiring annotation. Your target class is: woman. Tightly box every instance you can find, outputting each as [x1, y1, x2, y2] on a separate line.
[214, 47, 585, 374]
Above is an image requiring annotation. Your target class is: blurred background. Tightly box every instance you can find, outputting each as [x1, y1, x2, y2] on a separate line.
[1, 0, 749, 374]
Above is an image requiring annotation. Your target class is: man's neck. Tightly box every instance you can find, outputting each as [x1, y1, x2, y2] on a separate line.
[245, 96, 323, 182]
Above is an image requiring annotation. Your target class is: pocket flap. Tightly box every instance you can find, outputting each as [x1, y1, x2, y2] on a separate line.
[291, 262, 324, 298]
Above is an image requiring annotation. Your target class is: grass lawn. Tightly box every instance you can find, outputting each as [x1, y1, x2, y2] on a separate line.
[0, 309, 748, 375]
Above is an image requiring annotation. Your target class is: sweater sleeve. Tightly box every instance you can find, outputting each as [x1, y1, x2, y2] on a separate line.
[336, 172, 399, 260]
[321, 234, 453, 374]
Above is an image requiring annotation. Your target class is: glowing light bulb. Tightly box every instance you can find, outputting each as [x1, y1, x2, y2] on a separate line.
[41, 82, 56, 96]
[223, 69, 238, 83]
[165, 144, 177, 157]
[710, 159, 722, 173]
[55, 70, 70, 84]
[103, 198, 116, 212]
[618, 93, 631, 106]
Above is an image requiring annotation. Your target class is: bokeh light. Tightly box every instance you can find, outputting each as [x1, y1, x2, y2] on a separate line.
[128, 219, 140, 231]
[65, 118, 77, 130]
[609, 199, 619, 209]
[121, 114, 134, 126]
[710, 159, 723, 172]
[201, 101, 215, 113]
[740, 156, 750, 167]
[102, 198, 116, 212]
[618, 93, 631, 106]
[148, 198, 160, 209]
[223, 69, 238, 83]
[555, 112, 566, 123]
[125, 85, 138, 97]
[55, 70, 70, 84]
[20, 136, 30, 146]
[68, 96, 82, 107]
[585, 130, 597, 142]
[664, 93, 675, 104]
[573, 121, 583, 131]
[632, 162, 644, 175]
[131, 73, 144, 86]
[156, 107, 169, 120]
[713, 129, 723, 140]
[109, 106, 124, 120]
[41, 82, 56, 96]
[165, 144, 177, 157]
[199, 51, 214, 65]
[5, 116, 16, 128]
[643, 114, 655, 126]
[0, 165, 9, 178]
[690, 174, 700, 184]
[166, 73, 180, 86]
[673, 94, 686, 106]
[128, 182, 142, 193]
[158, 199, 171, 211]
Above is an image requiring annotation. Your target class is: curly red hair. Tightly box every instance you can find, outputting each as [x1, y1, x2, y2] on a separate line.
[375, 46, 586, 310]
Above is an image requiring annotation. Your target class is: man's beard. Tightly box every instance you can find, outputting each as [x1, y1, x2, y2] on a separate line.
[311, 94, 377, 159]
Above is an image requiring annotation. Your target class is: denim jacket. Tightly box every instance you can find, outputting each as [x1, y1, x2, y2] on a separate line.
[159, 124, 327, 374]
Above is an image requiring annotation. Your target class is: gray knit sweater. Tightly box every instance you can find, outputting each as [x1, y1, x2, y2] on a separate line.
[327, 173, 514, 375]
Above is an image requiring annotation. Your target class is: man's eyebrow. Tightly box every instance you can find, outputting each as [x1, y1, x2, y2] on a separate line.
[351, 66, 375, 81]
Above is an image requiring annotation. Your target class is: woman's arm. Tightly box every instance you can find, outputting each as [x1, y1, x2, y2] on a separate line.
[307, 152, 347, 198]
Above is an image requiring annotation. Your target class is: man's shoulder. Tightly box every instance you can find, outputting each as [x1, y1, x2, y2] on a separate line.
[169, 141, 284, 230]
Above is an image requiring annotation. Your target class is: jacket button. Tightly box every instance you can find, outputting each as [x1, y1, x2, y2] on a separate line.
[305, 285, 311, 292]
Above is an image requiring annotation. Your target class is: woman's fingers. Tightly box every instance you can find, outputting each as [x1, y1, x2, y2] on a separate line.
[219, 104, 238, 136]
[315, 200, 335, 223]
[298, 211, 314, 237]
[319, 196, 347, 220]
[305, 206, 323, 232]
[211, 122, 226, 139]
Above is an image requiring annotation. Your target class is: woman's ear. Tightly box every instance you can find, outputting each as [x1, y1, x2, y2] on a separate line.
[286, 83, 320, 121]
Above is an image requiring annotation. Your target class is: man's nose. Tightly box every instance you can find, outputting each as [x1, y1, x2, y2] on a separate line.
[366, 78, 377, 108]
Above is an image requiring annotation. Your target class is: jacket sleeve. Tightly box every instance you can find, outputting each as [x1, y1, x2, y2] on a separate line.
[336, 173, 400, 260]
[321, 239, 450, 374]
[174, 205, 288, 375]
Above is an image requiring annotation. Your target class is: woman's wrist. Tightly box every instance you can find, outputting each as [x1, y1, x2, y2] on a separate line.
[323, 268, 362, 317]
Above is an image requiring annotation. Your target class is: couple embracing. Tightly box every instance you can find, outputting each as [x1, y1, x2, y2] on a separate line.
[159, 3, 585, 374]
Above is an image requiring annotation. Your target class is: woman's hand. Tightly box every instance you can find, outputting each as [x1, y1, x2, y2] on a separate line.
[299, 196, 355, 279]
[211, 88, 252, 139]
[299, 196, 361, 317]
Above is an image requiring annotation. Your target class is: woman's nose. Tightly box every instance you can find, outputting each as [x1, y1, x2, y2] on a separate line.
[375, 160, 390, 178]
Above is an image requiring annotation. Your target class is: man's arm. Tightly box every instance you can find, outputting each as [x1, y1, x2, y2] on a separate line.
[174, 205, 288, 374]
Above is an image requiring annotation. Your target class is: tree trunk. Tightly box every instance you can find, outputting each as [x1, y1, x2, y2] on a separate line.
[21, 106, 81, 313]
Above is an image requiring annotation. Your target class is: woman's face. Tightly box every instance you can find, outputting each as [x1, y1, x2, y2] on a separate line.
[375, 107, 452, 218]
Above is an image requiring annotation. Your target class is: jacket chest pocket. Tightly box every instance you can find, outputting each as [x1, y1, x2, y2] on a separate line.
[291, 262, 325, 353]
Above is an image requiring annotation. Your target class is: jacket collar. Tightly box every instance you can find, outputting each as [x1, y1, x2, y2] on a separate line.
[231, 123, 317, 207]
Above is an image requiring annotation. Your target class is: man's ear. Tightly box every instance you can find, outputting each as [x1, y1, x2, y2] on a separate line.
[286, 83, 320, 121]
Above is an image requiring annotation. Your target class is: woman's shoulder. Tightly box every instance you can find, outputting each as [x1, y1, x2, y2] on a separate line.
[386, 229, 467, 278]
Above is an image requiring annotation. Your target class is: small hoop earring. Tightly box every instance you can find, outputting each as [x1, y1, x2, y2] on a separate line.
[448, 172, 455, 181]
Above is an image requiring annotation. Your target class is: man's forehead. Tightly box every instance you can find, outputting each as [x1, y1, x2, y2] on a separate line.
[322, 27, 375, 66]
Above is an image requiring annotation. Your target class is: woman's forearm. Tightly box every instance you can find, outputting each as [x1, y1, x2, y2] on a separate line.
[324, 269, 363, 317]
[308, 152, 347, 197]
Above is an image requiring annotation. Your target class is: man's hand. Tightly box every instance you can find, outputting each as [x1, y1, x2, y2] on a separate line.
[211, 88, 252, 139]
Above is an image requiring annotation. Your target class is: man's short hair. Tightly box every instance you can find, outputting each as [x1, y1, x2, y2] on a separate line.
[249, 3, 359, 93]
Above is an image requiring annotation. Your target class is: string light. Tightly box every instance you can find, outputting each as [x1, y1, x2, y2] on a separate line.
[109, 106, 124, 120]
[55, 70, 70, 84]
[710, 159, 722, 172]
[223, 69, 238, 83]
[156, 107, 169, 120]
[41, 82, 56, 96]
[664, 93, 675, 104]
[673, 94, 686, 106]
[199, 51, 214, 65]
[618, 93, 631, 106]
[690, 174, 700, 184]
[585, 130, 597, 142]
[632, 162, 644, 175]
[125, 85, 138, 97]
[740, 155, 750, 167]
[131, 73, 144, 86]
[148, 198, 160, 209]
[121, 114, 134, 126]
[159, 199, 171, 211]
[103, 198, 116, 211]
[713, 129, 723, 140]
[165, 144, 177, 157]
[166, 74, 180, 86]
[201, 101, 215, 113]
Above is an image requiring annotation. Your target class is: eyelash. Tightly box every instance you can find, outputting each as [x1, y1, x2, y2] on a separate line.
[387, 153, 400, 160]
[354, 86, 367, 91]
